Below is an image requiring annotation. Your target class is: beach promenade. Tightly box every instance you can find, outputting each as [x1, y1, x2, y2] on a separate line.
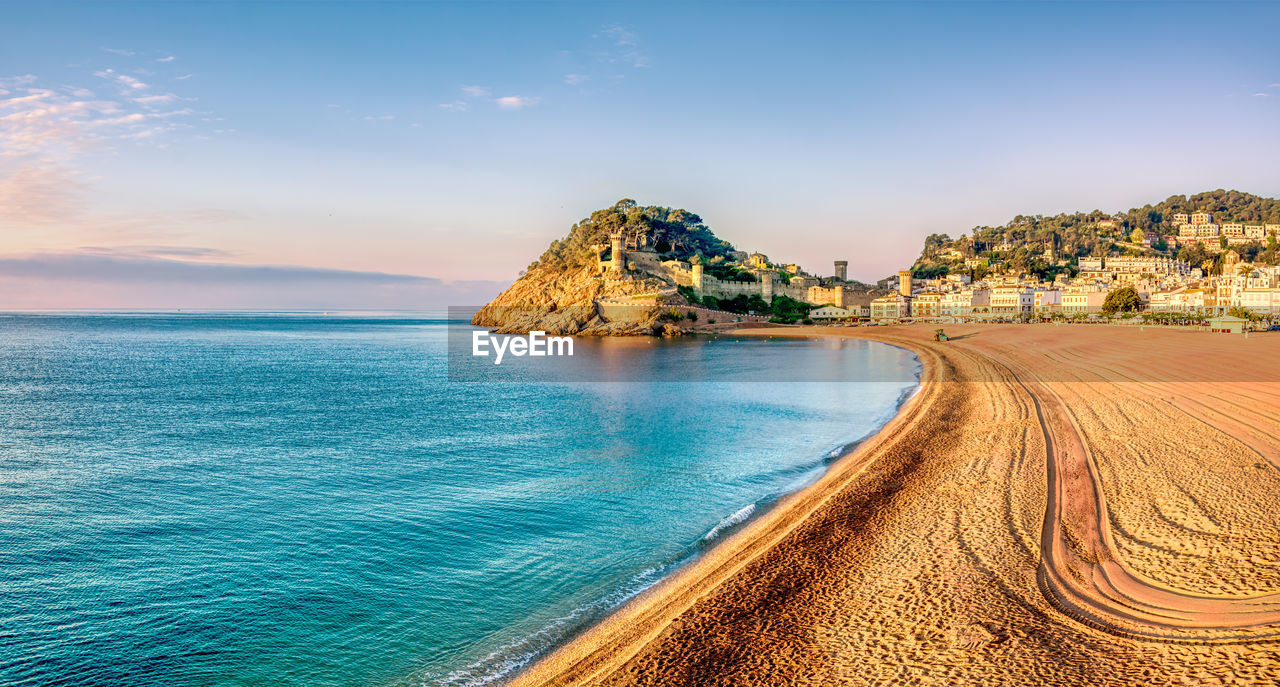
[511, 324, 1280, 686]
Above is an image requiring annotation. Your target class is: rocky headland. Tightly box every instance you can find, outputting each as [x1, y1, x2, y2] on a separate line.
[473, 198, 875, 335]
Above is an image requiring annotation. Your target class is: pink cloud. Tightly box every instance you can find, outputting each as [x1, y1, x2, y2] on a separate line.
[0, 73, 201, 233]
[0, 164, 88, 224]
[496, 96, 538, 109]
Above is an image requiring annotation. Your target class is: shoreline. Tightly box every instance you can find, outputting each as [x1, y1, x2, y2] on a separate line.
[508, 323, 1280, 686]
[506, 331, 942, 686]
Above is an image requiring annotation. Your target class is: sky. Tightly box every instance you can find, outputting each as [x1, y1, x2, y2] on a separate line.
[1, 1, 1278, 309]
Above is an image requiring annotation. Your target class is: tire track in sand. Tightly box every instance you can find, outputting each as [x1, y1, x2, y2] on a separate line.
[1000, 357, 1280, 643]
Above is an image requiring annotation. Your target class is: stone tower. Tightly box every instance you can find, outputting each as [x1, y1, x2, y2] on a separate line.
[762, 272, 774, 304]
[610, 232, 626, 273]
[692, 262, 704, 294]
[834, 260, 848, 282]
[898, 269, 912, 298]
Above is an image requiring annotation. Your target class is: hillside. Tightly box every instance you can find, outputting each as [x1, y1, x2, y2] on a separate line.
[472, 199, 742, 335]
[912, 189, 1280, 280]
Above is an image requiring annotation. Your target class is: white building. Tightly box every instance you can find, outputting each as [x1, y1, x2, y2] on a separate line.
[810, 305, 854, 319]
[990, 286, 1033, 317]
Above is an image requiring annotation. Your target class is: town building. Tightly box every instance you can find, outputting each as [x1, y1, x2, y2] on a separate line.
[1033, 288, 1062, 315]
[911, 292, 943, 319]
[1062, 286, 1107, 315]
[810, 305, 854, 319]
[870, 294, 911, 321]
[990, 286, 1034, 318]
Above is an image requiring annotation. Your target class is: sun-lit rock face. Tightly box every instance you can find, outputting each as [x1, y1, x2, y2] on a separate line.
[471, 260, 677, 335]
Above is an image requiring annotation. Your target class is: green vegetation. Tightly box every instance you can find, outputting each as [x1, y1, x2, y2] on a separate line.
[706, 294, 765, 314]
[677, 285, 813, 321]
[764, 295, 814, 323]
[1227, 306, 1260, 322]
[1102, 286, 1141, 316]
[531, 198, 737, 271]
[912, 190, 1280, 274]
[911, 263, 950, 279]
[701, 262, 757, 282]
[655, 308, 684, 323]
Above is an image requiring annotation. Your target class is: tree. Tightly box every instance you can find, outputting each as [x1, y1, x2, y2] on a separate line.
[912, 263, 949, 279]
[1227, 306, 1255, 321]
[1102, 286, 1141, 316]
[922, 233, 951, 258]
[1129, 228, 1146, 244]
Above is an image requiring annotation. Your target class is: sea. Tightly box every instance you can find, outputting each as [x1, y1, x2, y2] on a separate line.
[0, 312, 919, 686]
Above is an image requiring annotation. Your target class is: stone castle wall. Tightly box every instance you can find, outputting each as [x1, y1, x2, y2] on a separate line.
[605, 245, 865, 307]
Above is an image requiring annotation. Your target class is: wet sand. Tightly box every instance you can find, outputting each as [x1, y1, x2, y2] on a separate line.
[510, 324, 1280, 686]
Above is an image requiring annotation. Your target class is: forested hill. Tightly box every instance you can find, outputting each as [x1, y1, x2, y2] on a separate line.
[912, 190, 1280, 278]
[527, 199, 736, 272]
[472, 199, 740, 335]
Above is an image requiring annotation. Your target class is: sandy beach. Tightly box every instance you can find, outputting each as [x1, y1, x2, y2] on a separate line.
[510, 323, 1280, 686]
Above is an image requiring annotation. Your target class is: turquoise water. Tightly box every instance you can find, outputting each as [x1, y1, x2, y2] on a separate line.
[0, 313, 918, 686]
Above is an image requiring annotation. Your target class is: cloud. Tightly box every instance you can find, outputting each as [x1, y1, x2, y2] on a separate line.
[564, 74, 589, 86]
[361, 114, 395, 121]
[103, 48, 136, 56]
[175, 74, 194, 80]
[603, 26, 637, 47]
[0, 252, 507, 309]
[439, 101, 468, 111]
[0, 253, 435, 284]
[0, 73, 202, 229]
[93, 68, 149, 91]
[599, 25, 650, 68]
[74, 245, 236, 260]
[1, 75, 37, 88]
[133, 93, 179, 106]
[461, 85, 491, 97]
[0, 90, 134, 157]
[0, 164, 88, 223]
[156, 56, 176, 63]
[496, 96, 538, 109]
[1254, 92, 1269, 97]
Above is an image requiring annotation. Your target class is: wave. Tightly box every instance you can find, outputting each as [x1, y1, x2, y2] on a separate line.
[428, 560, 684, 687]
[434, 496, 768, 686]
[701, 503, 757, 543]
